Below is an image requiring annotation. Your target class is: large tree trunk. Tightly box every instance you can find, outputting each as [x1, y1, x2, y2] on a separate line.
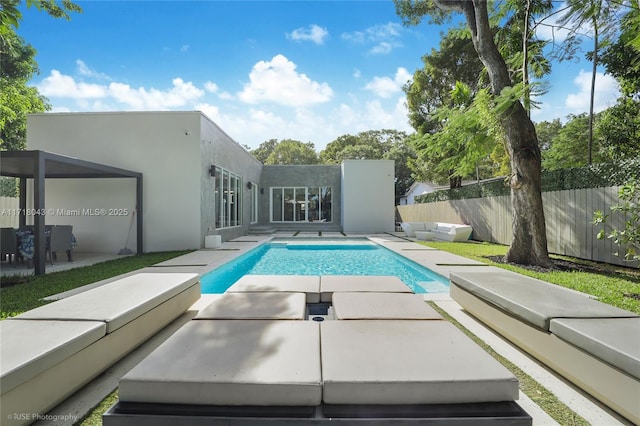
[458, 0, 552, 267]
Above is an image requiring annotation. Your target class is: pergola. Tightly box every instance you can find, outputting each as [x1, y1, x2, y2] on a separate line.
[0, 150, 143, 275]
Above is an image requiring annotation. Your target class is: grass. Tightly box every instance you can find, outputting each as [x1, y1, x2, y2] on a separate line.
[0, 251, 192, 319]
[421, 240, 640, 314]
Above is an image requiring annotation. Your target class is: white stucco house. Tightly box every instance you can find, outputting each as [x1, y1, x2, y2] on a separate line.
[22, 111, 395, 254]
[399, 182, 436, 205]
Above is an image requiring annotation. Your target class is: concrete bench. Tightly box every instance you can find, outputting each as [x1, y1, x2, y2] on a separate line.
[0, 272, 200, 426]
[450, 269, 640, 424]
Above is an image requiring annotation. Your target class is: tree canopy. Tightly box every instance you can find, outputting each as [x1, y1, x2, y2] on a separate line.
[0, 0, 82, 151]
[0, 30, 49, 151]
[249, 139, 319, 165]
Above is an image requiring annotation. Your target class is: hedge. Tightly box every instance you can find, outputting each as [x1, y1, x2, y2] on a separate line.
[414, 158, 640, 204]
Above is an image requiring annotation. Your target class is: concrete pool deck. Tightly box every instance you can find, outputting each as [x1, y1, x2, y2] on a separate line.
[31, 233, 631, 425]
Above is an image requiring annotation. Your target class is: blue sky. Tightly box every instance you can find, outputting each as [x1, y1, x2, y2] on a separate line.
[18, 1, 620, 150]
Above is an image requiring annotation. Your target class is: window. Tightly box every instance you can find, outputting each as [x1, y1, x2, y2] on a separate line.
[270, 187, 332, 223]
[214, 166, 242, 229]
[250, 182, 258, 224]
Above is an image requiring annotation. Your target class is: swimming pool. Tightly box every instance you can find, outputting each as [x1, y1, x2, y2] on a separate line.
[200, 239, 450, 294]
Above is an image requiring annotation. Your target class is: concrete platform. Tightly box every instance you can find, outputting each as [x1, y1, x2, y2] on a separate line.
[319, 275, 412, 302]
[194, 292, 307, 320]
[228, 275, 321, 303]
[118, 320, 322, 406]
[321, 320, 519, 405]
[332, 292, 443, 320]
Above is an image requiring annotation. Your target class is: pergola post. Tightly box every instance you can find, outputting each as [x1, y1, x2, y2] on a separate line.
[33, 151, 46, 276]
[18, 178, 26, 230]
[136, 175, 143, 254]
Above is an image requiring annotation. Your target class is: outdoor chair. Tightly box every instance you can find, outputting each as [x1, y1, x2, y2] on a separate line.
[46, 225, 73, 265]
[1, 227, 18, 264]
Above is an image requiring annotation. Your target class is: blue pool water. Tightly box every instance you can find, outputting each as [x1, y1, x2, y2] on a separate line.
[200, 240, 450, 294]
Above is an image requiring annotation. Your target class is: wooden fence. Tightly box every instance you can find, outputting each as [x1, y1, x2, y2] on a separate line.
[397, 186, 638, 268]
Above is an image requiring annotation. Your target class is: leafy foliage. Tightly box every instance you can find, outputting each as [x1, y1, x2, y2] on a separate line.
[593, 179, 640, 263]
[0, 1, 81, 151]
[599, 7, 640, 97]
[542, 113, 604, 170]
[263, 139, 319, 165]
[319, 130, 413, 203]
[415, 158, 640, 203]
[596, 97, 640, 160]
[0, 30, 50, 151]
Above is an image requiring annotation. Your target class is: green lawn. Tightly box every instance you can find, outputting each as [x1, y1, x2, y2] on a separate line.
[0, 251, 191, 319]
[422, 241, 640, 314]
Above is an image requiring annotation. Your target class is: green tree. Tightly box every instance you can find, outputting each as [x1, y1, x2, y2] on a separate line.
[395, 0, 552, 267]
[250, 138, 279, 163]
[0, 0, 82, 151]
[264, 139, 319, 165]
[599, 7, 640, 97]
[495, 0, 553, 115]
[596, 98, 640, 161]
[0, 30, 49, 151]
[542, 113, 605, 170]
[405, 30, 485, 134]
[558, 0, 624, 163]
[535, 118, 562, 153]
[320, 130, 413, 203]
[0, 0, 82, 38]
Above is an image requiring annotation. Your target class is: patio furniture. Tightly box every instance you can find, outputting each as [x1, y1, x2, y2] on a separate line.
[46, 225, 74, 265]
[414, 230, 434, 241]
[1, 227, 18, 264]
[450, 269, 640, 424]
[400, 222, 473, 242]
[0, 272, 200, 426]
[400, 222, 436, 238]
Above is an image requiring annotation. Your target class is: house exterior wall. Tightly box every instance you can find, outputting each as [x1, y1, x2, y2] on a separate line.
[259, 165, 342, 231]
[341, 160, 395, 233]
[199, 115, 263, 242]
[399, 182, 436, 205]
[25, 111, 398, 251]
[27, 112, 203, 252]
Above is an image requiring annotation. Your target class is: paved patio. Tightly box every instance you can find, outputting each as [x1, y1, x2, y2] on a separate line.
[22, 233, 633, 425]
[0, 252, 132, 278]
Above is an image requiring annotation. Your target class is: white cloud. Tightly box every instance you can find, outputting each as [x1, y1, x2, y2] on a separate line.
[204, 81, 219, 93]
[565, 70, 620, 113]
[38, 70, 205, 110]
[342, 22, 403, 54]
[109, 77, 204, 110]
[38, 70, 108, 99]
[287, 24, 329, 45]
[76, 60, 110, 80]
[237, 54, 333, 106]
[180, 44, 190, 53]
[365, 67, 412, 98]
